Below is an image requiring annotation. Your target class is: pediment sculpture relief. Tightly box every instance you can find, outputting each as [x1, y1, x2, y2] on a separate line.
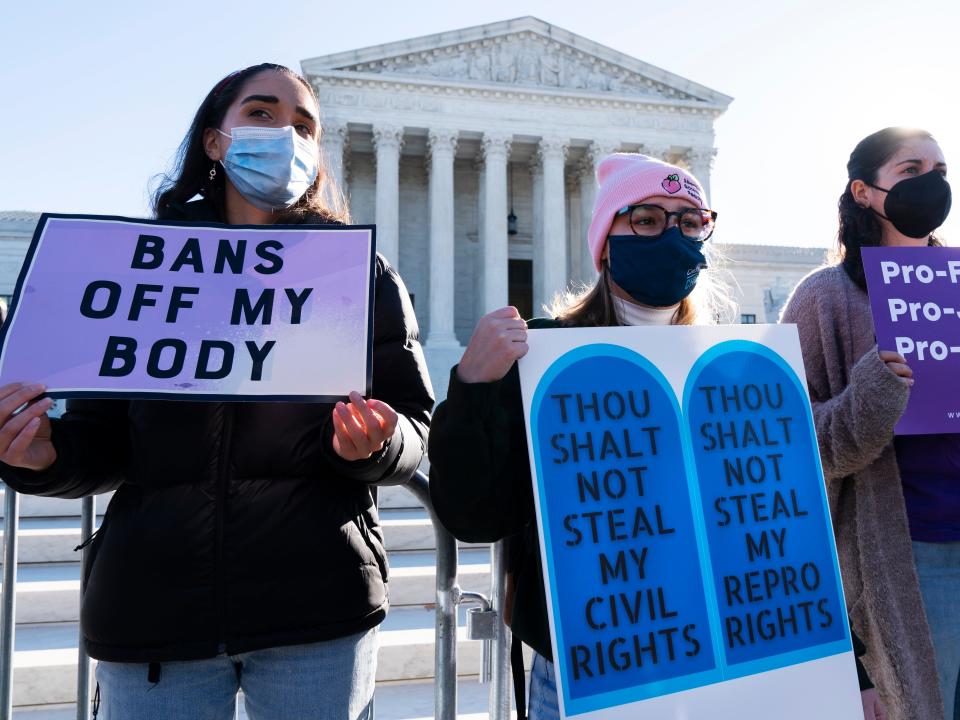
[336, 34, 701, 101]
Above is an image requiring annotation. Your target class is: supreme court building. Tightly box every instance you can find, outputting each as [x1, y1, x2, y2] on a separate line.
[302, 17, 825, 392]
[0, 18, 829, 401]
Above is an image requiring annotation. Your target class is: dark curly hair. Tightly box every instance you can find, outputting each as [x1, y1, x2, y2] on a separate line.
[838, 127, 940, 290]
[152, 63, 347, 224]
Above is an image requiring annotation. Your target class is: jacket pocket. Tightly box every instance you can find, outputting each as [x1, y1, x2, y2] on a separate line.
[352, 512, 389, 585]
[77, 514, 109, 593]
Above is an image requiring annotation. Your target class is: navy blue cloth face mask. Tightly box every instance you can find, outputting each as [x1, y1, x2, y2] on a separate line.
[607, 226, 708, 307]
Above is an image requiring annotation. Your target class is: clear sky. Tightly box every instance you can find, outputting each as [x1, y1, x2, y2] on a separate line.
[1, 0, 956, 249]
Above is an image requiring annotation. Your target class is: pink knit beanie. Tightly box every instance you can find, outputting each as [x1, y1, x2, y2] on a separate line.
[587, 153, 708, 271]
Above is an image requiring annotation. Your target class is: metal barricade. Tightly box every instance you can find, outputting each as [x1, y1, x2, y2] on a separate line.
[0, 471, 514, 720]
[403, 470, 513, 720]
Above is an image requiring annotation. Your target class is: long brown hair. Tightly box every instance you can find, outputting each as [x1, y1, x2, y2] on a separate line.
[152, 64, 348, 224]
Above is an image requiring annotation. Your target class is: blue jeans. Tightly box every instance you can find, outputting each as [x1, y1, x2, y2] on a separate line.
[96, 628, 377, 720]
[914, 541, 960, 720]
[529, 652, 559, 720]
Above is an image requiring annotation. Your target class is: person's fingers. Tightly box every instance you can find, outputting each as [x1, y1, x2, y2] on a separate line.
[366, 399, 398, 437]
[332, 410, 358, 457]
[514, 342, 530, 359]
[349, 391, 382, 442]
[500, 318, 527, 331]
[504, 327, 528, 341]
[3, 417, 42, 464]
[0, 384, 46, 425]
[0, 382, 26, 399]
[886, 362, 913, 378]
[0, 398, 52, 454]
[878, 351, 907, 364]
[490, 306, 521, 320]
[336, 401, 369, 449]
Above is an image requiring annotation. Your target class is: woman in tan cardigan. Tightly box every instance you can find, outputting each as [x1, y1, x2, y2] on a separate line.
[782, 127, 952, 720]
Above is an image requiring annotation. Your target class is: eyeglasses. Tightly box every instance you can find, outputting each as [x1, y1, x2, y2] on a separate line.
[615, 203, 718, 242]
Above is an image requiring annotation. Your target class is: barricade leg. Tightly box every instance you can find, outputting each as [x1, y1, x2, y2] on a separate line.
[0, 486, 19, 720]
[404, 471, 459, 720]
[488, 540, 511, 720]
[76, 495, 95, 720]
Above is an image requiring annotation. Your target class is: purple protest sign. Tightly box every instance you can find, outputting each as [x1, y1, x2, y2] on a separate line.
[862, 246, 960, 434]
[0, 214, 376, 401]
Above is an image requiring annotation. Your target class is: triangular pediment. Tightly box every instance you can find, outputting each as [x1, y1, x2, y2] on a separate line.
[302, 17, 732, 107]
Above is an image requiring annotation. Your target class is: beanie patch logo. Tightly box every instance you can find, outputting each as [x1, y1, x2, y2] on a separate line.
[683, 179, 703, 205]
[662, 174, 682, 194]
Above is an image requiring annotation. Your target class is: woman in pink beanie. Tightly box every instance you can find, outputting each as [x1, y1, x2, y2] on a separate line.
[428, 152, 733, 719]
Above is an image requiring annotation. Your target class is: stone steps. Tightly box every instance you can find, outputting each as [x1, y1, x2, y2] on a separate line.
[10, 606, 492, 707]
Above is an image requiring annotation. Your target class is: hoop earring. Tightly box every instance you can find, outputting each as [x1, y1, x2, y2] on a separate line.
[209, 164, 217, 182]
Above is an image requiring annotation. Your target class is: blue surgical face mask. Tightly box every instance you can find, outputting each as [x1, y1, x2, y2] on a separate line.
[217, 126, 318, 211]
[607, 226, 708, 307]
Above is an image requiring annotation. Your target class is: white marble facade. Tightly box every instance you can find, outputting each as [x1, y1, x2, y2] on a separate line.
[302, 17, 734, 390]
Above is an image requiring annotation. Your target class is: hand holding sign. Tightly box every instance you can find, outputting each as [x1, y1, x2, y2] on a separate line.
[0, 383, 56, 471]
[332, 391, 399, 461]
[878, 350, 913, 386]
[861, 688, 886, 720]
[457, 306, 528, 384]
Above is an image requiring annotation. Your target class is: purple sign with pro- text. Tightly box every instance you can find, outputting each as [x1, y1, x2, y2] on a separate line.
[863, 246, 960, 435]
[0, 214, 376, 401]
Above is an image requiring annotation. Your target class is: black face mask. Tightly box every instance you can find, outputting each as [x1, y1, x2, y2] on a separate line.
[607, 227, 708, 307]
[868, 170, 952, 239]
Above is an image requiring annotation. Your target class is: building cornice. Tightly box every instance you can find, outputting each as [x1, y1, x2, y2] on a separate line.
[312, 71, 727, 116]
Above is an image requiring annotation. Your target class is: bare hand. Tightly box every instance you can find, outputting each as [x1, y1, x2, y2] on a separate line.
[879, 350, 914, 386]
[0, 383, 56, 471]
[456, 306, 528, 384]
[861, 688, 886, 720]
[331, 391, 399, 461]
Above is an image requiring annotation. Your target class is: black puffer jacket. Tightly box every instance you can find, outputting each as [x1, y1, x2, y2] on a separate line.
[1, 200, 434, 662]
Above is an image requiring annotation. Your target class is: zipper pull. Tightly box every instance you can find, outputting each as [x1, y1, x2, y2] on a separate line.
[74, 527, 102, 552]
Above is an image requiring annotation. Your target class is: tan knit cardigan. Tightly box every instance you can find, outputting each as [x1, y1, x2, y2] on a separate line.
[781, 264, 942, 720]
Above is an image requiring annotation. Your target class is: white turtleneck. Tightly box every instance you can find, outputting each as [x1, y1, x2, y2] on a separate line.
[613, 295, 678, 326]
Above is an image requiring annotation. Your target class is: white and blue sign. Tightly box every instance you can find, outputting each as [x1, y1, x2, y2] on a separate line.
[519, 325, 861, 720]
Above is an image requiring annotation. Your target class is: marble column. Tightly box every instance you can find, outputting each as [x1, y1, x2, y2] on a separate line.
[529, 157, 544, 313]
[425, 128, 460, 348]
[373, 125, 404, 266]
[567, 170, 583, 283]
[643, 142, 672, 162]
[480, 132, 512, 312]
[577, 159, 597, 284]
[538, 136, 569, 311]
[320, 120, 348, 204]
[687, 146, 718, 206]
[577, 141, 620, 282]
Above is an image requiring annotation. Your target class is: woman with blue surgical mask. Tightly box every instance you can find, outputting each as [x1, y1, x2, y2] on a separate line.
[0, 64, 433, 719]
